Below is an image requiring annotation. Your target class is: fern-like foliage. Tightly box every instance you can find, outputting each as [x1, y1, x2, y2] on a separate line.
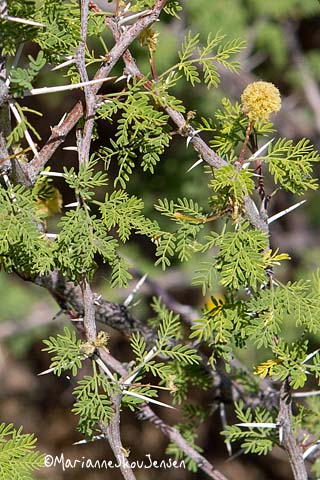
[204, 222, 268, 290]
[9, 51, 46, 97]
[42, 326, 85, 376]
[263, 138, 319, 193]
[0, 423, 44, 480]
[97, 85, 171, 187]
[72, 372, 115, 438]
[170, 31, 245, 89]
[7, 105, 42, 147]
[54, 208, 118, 281]
[223, 401, 278, 455]
[0, 184, 53, 274]
[197, 98, 274, 160]
[99, 190, 160, 242]
[246, 278, 320, 347]
[154, 197, 205, 268]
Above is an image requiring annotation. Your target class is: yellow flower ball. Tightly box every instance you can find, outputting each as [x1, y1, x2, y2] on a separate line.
[241, 81, 281, 122]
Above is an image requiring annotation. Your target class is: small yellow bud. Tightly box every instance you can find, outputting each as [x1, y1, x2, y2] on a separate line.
[241, 81, 281, 122]
[139, 27, 159, 54]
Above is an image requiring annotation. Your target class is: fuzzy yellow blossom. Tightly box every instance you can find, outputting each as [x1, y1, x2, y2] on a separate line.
[241, 81, 281, 122]
[139, 26, 159, 54]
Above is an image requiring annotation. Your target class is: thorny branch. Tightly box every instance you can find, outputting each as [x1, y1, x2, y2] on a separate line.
[99, 349, 229, 480]
[104, 14, 308, 480]
[278, 380, 308, 480]
[0, 1, 311, 479]
[25, 0, 168, 183]
[103, 393, 137, 480]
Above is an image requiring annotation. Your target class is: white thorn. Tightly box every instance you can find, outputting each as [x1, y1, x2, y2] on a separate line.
[94, 355, 117, 382]
[279, 425, 284, 444]
[45, 233, 58, 240]
[58, 112, 68, 126]
[9, 102, 39, 157]
[40, 171, 64, 177]
[236, 422, 278, 429]
[268, 200, 307, 224]
[1, 15, 46, 27]
[302, 348, 320, 365]
[220, 402, 232, 456]
[73, 434, 105, 445]
[25, 76, 116, 97]
[38, 367, 55, 376]
[303, 441, 320, 460]
[115, 74, 127, 83]
[122, 389, 175, 409]
[123, 346, 158, 386]
[6, 43, 24, 87]
[123, 273, 148, 307]
[292, 390, 320, 398]
[247, 137, 275, 162]
[65, 202, 79, 208]
[51, 58, 75, 71]
[118, 10, 152, 25]
[63, 146, 78, 151]
[186, 158, 203, 173]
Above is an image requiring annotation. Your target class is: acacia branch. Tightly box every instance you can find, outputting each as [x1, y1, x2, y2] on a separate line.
[104, 17, 268, 234]
[25, 0, 168, 183]
[77, 0, 96, 165]
[0, 0, 10, 164]
[98, 349, 229, 480]
[104, 16, 309, 480]
[75, 1, 97, 344]
[103, 393, 137, 480]
[278, 380, 308, 480]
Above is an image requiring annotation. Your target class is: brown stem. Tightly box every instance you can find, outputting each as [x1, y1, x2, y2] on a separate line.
[103, 393, 137, 480]
[277, 380, 308, 480]
[26, 0, 168, 183]
[237, 120, 254, 166]
[99, 349, 229, 480]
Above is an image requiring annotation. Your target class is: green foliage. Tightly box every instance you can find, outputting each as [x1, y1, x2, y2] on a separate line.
[246, 277, 320, 347]
[42, 326, 85, 376]
[154, 197, 205, 268]
[7, 105, 42, 147]
[1, 0, 320, 476]
[166, 424, 203, 472]
[209, 165, 255, 205]
[72, 371, 115, 438]
[190, 294, 245, 347]
[9, 51, 46, 97]
[35, 0, 80, 64]
[163, 0, 182, 17]
[128, 300, 200, 385]
[54, 208, 118, 281]
[205, 222, 269, 290]
[99, 190, 160, 242]
[173, 31, 245, 89]
[0, 184, 53, 274]
[63, 158, 108, 202]
[97, 85, 171, 187]
[263, 138, 319, 194]
[0, 1, 38, 56]
[197, 98, 274, 160]
[0, 423, 44, 480]
[223, 401, 277, 455]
